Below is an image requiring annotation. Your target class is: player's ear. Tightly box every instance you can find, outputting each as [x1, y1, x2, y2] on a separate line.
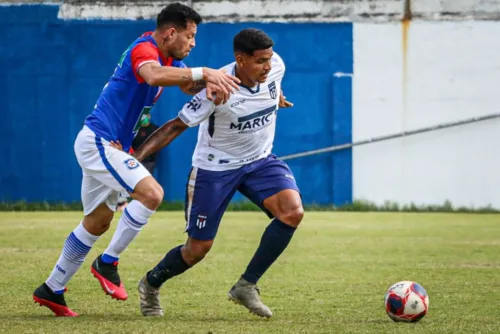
[163, 27, 176, 41]
[235, 53, 245, 67]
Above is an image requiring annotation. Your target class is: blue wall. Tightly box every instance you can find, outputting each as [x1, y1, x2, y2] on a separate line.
[0, 5, 353, 206]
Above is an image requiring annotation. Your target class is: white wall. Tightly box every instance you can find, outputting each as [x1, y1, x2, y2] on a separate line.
[55, 0, 500, 21]
[353, 21, 500, 208]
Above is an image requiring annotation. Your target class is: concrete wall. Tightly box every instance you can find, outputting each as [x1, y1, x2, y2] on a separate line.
[52, 0, 500, 21]
[352, 21, 500, 208]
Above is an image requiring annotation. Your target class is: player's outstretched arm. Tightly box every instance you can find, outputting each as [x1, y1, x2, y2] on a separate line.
[133, 117, 188, 162]
[139, 63, 240, 98]
[180, 82, 230, 105]
[179, 80, 206, 95]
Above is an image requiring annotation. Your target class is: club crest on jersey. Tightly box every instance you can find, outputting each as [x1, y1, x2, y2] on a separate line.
[196, 215, 207, 229]
[124, 158, 139, 170]
[268, 81, 277, 99]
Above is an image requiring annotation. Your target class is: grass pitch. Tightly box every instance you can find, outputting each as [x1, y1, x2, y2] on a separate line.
[0, 211, 499, 333]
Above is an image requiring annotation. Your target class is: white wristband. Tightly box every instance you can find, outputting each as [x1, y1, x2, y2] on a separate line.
[191, 67, 204, 81]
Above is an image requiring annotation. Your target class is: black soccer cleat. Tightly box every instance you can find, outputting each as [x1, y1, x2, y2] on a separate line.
[33, 283, 78, 317]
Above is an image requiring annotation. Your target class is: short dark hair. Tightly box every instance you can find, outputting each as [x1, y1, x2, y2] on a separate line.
[157, 3, 202, 29]
[233, 28, 274, 55]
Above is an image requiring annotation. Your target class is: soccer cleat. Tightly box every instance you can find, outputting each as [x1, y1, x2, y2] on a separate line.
[138, 276, 164, 316]
[91, 255, 128, 300]
[228, 277, 273, 318]
[33, 283, 79, 317]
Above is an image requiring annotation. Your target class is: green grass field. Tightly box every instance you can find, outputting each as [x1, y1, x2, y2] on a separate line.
[0, 211, 499, 333]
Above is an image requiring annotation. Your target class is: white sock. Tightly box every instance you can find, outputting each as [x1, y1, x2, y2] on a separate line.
[102, 200, 155, 263]
[45, 222, 99, 293]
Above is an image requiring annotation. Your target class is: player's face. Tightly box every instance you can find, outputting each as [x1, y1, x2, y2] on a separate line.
[240, 48, 273, 84]
[165, 21, 197, 60]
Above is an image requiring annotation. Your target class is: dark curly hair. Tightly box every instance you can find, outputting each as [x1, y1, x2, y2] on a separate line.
[157, 2, 202, 29]
[233, 28, 274, 55]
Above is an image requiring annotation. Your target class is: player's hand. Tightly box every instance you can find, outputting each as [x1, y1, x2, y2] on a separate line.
[202, 68, 240, 98]
[206, 82, 229, 105]
[279, 90, 294, 108]
[110, 140, 124, 151]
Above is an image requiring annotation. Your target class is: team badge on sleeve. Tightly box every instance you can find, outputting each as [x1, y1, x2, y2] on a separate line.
[187, 95, 202, 112]
[124, 158, 140, 169]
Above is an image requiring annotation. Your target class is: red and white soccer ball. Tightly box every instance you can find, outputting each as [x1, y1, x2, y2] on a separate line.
[384, 281, 429, 322]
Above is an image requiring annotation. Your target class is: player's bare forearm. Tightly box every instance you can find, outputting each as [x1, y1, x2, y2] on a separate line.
[139, 63, 240, 94]
[180, 80, 207, 95]
[133, 117, 188, 161]
[139, 63, 199, 87]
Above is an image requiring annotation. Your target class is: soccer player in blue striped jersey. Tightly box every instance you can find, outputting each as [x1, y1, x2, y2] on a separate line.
[32, 3, 239, 317]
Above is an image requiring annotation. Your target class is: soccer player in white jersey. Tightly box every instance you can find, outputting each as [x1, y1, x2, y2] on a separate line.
[129, 28, 304, 318]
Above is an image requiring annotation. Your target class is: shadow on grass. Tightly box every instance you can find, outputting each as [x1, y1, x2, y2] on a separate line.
[0, 313, 266, 323]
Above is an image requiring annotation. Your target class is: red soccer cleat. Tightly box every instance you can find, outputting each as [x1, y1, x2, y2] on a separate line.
[33, 284, 79, 317]
[91, 255, 128, 300]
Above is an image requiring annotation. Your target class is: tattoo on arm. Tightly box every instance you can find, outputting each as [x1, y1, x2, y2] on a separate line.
[134, 118, 187, 161]
[186, 80, 207, 94]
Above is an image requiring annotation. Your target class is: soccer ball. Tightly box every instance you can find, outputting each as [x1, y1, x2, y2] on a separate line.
[384, 281, 429, 322]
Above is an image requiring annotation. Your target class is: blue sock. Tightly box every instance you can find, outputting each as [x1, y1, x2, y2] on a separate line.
[146, 245, 191, 288]
[101, 253, 119, 264]
[242, 219, 296, 284]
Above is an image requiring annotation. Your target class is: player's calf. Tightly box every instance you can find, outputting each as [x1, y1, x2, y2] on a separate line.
[144, 237, 212, 289]
[239, 218, 297, 285]
[93, 176, 164, 300]
[231, 189, 303, 314]
[230, 218, 297, 317]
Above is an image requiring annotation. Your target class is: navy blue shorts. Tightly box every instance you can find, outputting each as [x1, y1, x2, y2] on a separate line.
[184, 155, 300, 241]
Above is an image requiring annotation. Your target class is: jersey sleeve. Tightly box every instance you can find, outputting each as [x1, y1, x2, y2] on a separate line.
[178, 90, 216, 127]
[130, 42, 160, 75]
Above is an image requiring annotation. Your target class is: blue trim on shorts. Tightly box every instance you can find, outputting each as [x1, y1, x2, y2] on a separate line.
[95, 136, 134, 193]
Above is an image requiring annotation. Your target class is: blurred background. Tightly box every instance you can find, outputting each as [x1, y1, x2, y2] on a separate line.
[1, 0, 499, 210]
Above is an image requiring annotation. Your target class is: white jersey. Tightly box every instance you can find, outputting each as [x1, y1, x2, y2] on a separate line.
[178, 53, 285, 171]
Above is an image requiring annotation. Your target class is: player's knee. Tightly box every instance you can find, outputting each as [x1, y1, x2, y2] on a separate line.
[83, 207, 114, 235]
[183, 240, 213, 265]
[133, 177, 164, 210]
[96, 220, 112, 233]
[279, 205, 304, 228]
[142, 184, 164, 209]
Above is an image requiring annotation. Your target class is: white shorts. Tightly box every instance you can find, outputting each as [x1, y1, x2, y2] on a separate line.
[74, 126, 151, 215]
